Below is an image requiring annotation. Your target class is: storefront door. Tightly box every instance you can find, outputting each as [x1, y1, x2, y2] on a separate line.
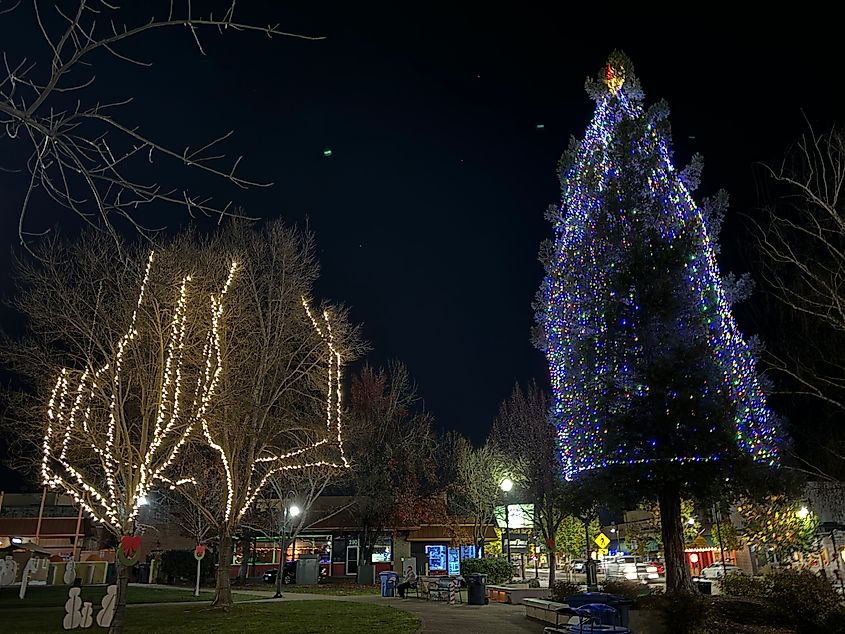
[346, 545, 359, 576]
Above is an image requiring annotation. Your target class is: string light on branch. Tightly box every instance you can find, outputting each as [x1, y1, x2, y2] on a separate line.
[41, 252, 234, 533]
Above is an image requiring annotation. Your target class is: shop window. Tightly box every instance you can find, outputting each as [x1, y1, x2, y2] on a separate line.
[425, 545, 447, 572]
[370, 534, 393, 563]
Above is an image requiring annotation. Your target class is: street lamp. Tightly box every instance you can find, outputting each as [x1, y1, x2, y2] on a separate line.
[274, 496, 302, 598]
[797, 506, 809, 519]
[501, 479, 513, 582]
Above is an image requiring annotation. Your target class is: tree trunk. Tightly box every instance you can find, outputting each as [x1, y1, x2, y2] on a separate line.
[237, 534, 250, 580]
[274, 537, 288, 597]
[547, 548, 557, 587]
[108, 560, 129, 634]
[212, 531, 234, 607]
[658, 484, 695, 593]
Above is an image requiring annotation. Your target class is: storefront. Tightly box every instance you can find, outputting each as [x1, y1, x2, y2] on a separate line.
[406, 525, 496, 575]
[229, 534, 333, 577]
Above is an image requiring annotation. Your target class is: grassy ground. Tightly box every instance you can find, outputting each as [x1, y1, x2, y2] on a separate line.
[4, 599, 420, 633]
[231, 579, 380, 596]
[281, 582, 380, 596]
[0, 585, 266, 609]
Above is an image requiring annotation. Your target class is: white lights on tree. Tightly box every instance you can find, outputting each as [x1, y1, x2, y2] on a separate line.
[41, 252, 236, 533]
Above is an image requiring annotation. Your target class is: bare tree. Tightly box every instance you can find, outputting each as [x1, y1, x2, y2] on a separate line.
[751, 127, 845, 412]
[491, 381, 570, 585]
[245, 456, 348, 596]
[345, 363, 438, 577]
[6, 220, 360, 628]
[164, 221, 362, 607]
[0, 1, 320, 248]
[445, 434, 507, 557]
[11, 232, 238, 633]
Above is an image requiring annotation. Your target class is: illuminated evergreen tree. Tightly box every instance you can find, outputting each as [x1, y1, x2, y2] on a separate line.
[536, 52, 780, 592]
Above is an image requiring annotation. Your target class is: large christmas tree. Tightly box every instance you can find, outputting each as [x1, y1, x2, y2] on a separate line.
[536, 52, 780, 591]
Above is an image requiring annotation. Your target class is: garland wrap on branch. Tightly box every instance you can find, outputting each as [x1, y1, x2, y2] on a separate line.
[41, 249, 349, 532]
[537, 53, 780, 481]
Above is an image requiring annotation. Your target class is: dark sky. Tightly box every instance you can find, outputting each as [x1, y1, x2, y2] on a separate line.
[1, 3, 842, 474]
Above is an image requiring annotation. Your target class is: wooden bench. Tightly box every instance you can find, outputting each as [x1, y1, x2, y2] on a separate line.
[523, 598, 573, 626]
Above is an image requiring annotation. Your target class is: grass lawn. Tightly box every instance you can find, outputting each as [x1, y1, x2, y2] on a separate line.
[282, 582, 380, 596]
[0, 585, 266, 609]
[4, 599, 420, 633]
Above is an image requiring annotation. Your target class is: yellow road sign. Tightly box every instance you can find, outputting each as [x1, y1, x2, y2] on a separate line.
[594, 532, 610, 549]
[598, 547, 609, 556]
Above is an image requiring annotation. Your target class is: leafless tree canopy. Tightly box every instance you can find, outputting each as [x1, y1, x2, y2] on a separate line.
[750, 126, 845, 482]
[0, 1, 321, 247]
[5, 220, 362, 612]
[751, 127, 845, 413]
[444, 433, 506, 554]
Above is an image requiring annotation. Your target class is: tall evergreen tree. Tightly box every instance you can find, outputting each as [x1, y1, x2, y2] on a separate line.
[536, 52, 781, 592]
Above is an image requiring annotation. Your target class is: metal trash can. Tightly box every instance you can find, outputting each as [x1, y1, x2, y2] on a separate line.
[564, 593, 632, 627]
[694, 577, 712, 595]
[379, 571, 399, 597]
[466, 573, 488, 605]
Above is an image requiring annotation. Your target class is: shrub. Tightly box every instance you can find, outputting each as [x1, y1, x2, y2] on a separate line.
[762, 568, 842, 631]
[640, 591, 716, 634]
[459, 558, 512, 584]
[718, 572, 765, 598]
[599, 579, 652, 601]
[548, 580, 581, 602]
[158, 549, 214, 585]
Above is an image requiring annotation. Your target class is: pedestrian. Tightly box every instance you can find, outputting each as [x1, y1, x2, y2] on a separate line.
[397, 565, 416, 599]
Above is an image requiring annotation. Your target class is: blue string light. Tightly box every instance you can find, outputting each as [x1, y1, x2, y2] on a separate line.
[538, 58, 780, 481]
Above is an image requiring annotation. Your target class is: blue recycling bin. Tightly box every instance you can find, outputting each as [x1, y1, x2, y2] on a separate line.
[564, 593, 632, 627]
[379, 571, 399, 597]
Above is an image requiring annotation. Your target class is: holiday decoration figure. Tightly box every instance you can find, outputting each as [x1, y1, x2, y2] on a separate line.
[96, 585, 117, 628]
[63, 587, 83, 630]
[536, 51, 780, 592]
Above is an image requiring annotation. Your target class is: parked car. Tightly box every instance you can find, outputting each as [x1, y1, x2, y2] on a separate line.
[648, 559, 664, 575]
[570, 559, 586, 573]
[262, 561, 296, 585]
[700, 562, 743, 579]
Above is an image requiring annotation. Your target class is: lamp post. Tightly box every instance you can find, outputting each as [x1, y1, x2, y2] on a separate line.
[274, 497, 301, 598]
[501, 478, 513, 583]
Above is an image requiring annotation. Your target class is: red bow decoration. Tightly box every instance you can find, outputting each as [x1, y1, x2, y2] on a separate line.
[121, 535, 141, 557]
[194, 545, 206, 557]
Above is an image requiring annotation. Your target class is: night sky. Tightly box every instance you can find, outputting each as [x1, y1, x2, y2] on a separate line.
[0, 4, 842, 472]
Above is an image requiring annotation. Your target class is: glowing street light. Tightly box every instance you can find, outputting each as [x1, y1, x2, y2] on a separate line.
[289, 505, 301, 518]
[797, 506, 809, 519]
[500, 478, 514, 581]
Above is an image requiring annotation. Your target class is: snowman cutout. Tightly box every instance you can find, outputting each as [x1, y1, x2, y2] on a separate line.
[0, 557, 18, 587]
[79, 600, 94, 629]
[63, 587, 83, 630]
[64, 560, 76, 585]
[96, 585, 117, 628]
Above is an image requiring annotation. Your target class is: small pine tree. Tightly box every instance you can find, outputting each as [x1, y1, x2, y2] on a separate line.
[536, 52, 781, 592]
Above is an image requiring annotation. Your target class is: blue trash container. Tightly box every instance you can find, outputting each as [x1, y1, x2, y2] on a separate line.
[379, 571, 399, 597]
